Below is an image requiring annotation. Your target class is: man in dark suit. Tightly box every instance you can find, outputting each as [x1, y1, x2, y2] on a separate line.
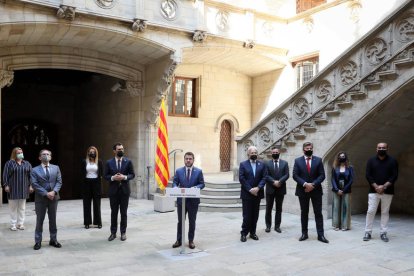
[31, 149, 63, 250]
[239, 145, 267, 242]
[104, 142, 135, 242]
[172, 152, 205, 249]
[293, 142, 328, 243]
[265, 147, 289, 233]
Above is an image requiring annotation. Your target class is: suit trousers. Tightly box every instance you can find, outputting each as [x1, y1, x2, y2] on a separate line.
[265, 193, 284, 228]
[8, 199, 26, 227]
[176, 200, 199, 242]
[241, 198, 261, 236]
[35, 197, 58, 243]
[109, 188, 129, 234]
[82, 178, 102, 226]
[364, 193, 393, 234]
[298, 193, 324, 236]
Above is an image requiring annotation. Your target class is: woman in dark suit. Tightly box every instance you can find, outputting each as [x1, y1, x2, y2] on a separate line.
[331, 151, 354, 231]
[81, 146, 103, 229]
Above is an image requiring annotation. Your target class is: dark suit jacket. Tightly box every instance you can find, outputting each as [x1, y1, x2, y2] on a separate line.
[173, 166, 205, 205]
[265, 159, 289, 195]
[293, 155, 325, 197]
[239, 159, 267, 200]
[31, 164, 63, 202]
[81, 159, 103, 179]
[331, 166, 354, 193]
[104, 157, 135, 197]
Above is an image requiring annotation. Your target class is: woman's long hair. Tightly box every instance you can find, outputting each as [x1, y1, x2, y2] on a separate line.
[86, 146, 99, 163]
[332, 151, 350, 168]
[10, 147, 22, 160]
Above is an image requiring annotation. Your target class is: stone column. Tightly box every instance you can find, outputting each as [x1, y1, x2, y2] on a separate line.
[0, 70, 14, 205]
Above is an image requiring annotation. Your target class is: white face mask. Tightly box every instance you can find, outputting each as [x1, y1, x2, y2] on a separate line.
[16, 153, 24, 159]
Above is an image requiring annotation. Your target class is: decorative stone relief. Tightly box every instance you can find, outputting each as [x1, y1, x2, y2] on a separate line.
[258, 127, 271, 148]
[293, 98, 310, 120]
[125, 81, 143, 96]
[94, 0, 116, 9]
[396, 13, 414, 42]
[379, 62, 391, 72]
[315, 80, 333, 103]
[216, 10, 229, 32]
[160, 0, 178, 21]
[0, 70, 14, 88]
[56, 5, 76, 20]
[365, 38, 388, 65]
[396, 49, 409, 60]
[339, 60, 358, 86]
[193, 31, 207, 43]
[243, 40, 255, 49]
[274, 113, 288, 134]
[132, 19, 147, 32]
[244, 139, 254, 152]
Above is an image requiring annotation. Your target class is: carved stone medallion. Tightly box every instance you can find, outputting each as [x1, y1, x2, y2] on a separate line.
[315, 80, 333, 103]
[94, 0, 116, 9]
[339, 60, 358, 86]
[395, 13, 414, 42]
[274, 113, 289, 134]
[244, 140, 254, 152]
[258, 127, 271, 148]
[216, 10, 229, 32]
[365, 38, 388, 65]
[293, 98, 310, 120]
[161, 0, 178, 21]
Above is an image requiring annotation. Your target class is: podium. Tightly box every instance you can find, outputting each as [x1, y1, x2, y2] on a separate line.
[166, 187, 201, 254]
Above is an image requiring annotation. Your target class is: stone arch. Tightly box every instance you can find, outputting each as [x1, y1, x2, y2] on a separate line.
[215, 113, 240, 133]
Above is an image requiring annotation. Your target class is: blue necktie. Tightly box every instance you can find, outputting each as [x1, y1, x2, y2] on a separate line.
[45, 166, 50, 180]
[251, 162, 256, 177]
[118, 159, 121, 172]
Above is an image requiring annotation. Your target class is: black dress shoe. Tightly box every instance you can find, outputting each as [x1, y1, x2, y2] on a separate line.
[120, 233, 127, 241]
[108, 233, 116, 241]
[249, 234, 259, 240]
[189, 241, 195, 249]
[33, 242, 41, 250]
[172, 241, 182, 248]
[98, 225, 102, 229]
[240, 235, 247, 242]
[85, 225, 89, 229]
[318, 235, 329, 243]
[49, 240, 62, 248]
[275, 227, 282, 233]
[363, 232, 371, 241]
[299, 234, 308, 241]
[265, 227, 271, 233]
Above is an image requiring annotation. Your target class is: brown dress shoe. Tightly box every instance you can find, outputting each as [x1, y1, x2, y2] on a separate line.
[189, 241, 195, 249]
[172, 241, 182, 248]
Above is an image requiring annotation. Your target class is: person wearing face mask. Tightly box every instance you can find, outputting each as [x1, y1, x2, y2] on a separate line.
[331, 151, 354, 231]
[2, 147, 34, 231]
[81, 146, 104, 229]
[363, 142, 398, 243]
[239, 146, 268, 242]
[293, 142, 328, 243]
[104, 142, 135, 242]
[264, 147, 289, 233]
[30, 149, 63, 250]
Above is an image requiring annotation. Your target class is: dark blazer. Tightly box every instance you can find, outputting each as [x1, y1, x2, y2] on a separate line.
[104, 157, 135, 197]
[331, 166, 354, 193]
[293, 156, 325, 197]
[81, 159, 104, 179]
[31, 164, 63, 202]
[173, 166, 205, 205]
[239, 159, 267, 200]
[265, 159, 289, 195]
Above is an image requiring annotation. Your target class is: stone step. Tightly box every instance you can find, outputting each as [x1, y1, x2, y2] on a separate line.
[200, 194, 241, 204]
[204, 181, 240, 189]
[199, 202, 266, 212]
[201, 187, 240, 196]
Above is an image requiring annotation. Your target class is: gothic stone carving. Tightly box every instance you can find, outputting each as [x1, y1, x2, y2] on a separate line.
[339, 60, 358, 86]
[396, 13, 414, 42]
[132, 19, 147, 32]
[125, 81, 143, 96]
[315, 80, 333, 103]
[216, 11, 229, 32]
[193, 31, 207, 43]
[293, 98, 310, 120]
[161, 0, 178, 21]
[94, 0, 116, 9]
[0, 70, 14, 88]
[365, 38, 388, 65]
[57, 5, 76, 21]
[274, 113, 289, 134]
[244, 139, 254, 152]
[258, 127, 271, 148]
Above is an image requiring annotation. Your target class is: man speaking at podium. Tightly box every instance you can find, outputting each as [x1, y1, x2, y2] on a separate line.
[172, 152, 205, 249]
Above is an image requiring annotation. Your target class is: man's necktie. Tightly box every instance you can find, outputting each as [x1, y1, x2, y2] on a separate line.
[274, 161, 279, 175]
[45, 165, 50, 180]
[186, 168, 191, 182]
[252, 162, 256, 177]
[118, 159, 121, 172]
[306, 158, 311, 174]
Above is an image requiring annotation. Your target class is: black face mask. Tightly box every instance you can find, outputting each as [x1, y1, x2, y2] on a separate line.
[250, 155, 257, 161]
[338, 157, 346, 163]
[116, 151, 124, 157]
[88, 153, 96, 158]
[272, 154, 280, 159]
[377, 150, 387, 157]
[304, 150, 313, 157]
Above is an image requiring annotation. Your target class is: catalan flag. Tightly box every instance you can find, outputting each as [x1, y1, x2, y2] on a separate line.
[155, 98, 170, 190]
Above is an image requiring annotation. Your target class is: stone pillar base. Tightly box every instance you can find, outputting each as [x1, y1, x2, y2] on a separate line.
[153, 193, 175, 213]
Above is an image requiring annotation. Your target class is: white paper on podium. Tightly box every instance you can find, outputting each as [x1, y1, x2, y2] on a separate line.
[165, 187, 200, 198]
